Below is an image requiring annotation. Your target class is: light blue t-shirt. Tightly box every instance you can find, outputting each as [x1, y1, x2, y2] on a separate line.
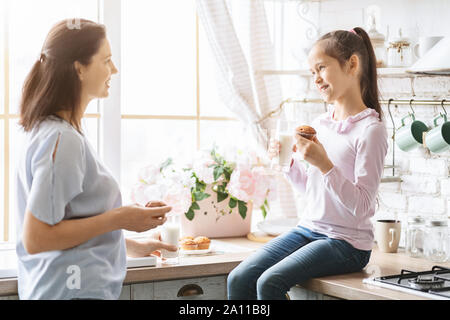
[15, 116, 126, 300]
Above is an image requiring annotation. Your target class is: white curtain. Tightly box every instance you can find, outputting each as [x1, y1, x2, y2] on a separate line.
[196, 0, 298, 218]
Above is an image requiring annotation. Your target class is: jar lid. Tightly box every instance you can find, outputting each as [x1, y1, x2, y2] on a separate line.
[408, 216, 425, 224]
[426, 219, 448, 227]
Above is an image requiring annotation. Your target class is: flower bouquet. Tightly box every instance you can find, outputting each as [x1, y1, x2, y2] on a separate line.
[131, 147, 277, 237]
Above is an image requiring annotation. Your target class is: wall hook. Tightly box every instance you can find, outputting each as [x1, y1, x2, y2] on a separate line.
[441, 99, 447, 115]
[410, 77, 416, 97]
[409, 99, 415, 114]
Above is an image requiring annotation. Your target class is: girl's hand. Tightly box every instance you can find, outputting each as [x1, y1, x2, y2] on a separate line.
[294, 135, 334, 174]
[126, 231, 177, 258]
[268, 138, 281, 160]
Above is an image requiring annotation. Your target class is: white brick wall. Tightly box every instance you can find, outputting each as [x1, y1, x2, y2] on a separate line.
[400, 175, 438, 194]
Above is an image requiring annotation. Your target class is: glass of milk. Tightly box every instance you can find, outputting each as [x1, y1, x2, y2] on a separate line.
[273, 119, 295, 172]
[161, 213, 180, 264]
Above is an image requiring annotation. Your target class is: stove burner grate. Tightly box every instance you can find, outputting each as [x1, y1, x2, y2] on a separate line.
[407, 275, 445, 291]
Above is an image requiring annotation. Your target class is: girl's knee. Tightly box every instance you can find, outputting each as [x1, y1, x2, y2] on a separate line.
[227, 264, 249, 290]
[257, 272, 281, 292]
[256, 272, 289, 300]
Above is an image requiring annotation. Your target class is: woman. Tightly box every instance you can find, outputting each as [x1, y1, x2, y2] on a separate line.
[227, 27, 388, 300]
[16, 19, 176, 300]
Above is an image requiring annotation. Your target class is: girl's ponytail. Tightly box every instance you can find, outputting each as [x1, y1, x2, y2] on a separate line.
[351, 27, 381, 121]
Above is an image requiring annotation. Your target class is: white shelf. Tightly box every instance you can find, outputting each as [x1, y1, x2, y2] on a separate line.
[258, 67, 414, 78]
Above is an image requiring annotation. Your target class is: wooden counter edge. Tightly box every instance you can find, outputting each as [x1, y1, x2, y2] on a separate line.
[2, 238, 449, 299]
[0, 278, 18, 297]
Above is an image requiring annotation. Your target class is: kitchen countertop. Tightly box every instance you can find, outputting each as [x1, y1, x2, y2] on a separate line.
[1, 237, 449, 299]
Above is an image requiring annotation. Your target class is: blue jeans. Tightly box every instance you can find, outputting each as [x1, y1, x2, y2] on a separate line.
[228, 225, 371, 300]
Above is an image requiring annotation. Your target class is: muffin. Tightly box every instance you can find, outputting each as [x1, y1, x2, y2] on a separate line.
[194, 236, 211, 250]
[295, 125, 316, 140]
[180, 239, 198, 250]
[293, 125, 317, 152]
[179, 236, 194, 242]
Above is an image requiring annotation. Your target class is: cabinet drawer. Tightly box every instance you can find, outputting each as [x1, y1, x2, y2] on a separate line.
[154, 275, 227, 300]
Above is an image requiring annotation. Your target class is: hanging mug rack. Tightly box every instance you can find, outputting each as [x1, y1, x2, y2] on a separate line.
[265, 97, 449, 183]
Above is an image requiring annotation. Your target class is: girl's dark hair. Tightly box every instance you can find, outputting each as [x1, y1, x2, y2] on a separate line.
[317, 27, 383, 120]
[19, 19, 106, 133]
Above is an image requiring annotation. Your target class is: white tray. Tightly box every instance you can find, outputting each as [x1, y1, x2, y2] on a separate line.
[180, 247, 212, 255]
[126, 256, 157, 268]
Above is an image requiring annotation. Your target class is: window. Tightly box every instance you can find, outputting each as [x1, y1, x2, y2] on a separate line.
[120, 0, 242, 208]
[1, 0, 250, 244]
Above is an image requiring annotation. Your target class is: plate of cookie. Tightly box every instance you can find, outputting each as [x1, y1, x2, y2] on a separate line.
[179, 236, 212, 255]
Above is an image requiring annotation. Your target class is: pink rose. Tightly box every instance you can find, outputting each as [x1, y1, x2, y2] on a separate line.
[227, 167, 256, 202]
[163, 186, 192, 216]
[193, 158, 216, 184]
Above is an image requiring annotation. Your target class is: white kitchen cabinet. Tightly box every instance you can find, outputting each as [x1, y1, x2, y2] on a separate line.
[0, 295, 19, 300]
[119, 285, 131, 300]
[153, 275, 226, 300]
[130, 282, 154, 300]
[287, 286, 340, 300]
[130, 275, 227, 300]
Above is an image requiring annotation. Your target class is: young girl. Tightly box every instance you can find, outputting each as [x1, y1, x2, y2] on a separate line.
[227, 27, 388, 300]
[16, 19, 175, 300]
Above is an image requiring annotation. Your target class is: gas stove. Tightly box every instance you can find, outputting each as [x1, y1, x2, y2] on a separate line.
[363, 266, 450, 300]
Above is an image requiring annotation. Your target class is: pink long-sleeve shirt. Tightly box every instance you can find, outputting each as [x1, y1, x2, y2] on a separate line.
[287, 106, 388, 250]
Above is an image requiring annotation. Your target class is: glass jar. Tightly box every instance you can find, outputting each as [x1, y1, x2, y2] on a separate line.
[424, 218, 449, 262]
[367, 14, 386, 67]
[405, 216, 425, 258]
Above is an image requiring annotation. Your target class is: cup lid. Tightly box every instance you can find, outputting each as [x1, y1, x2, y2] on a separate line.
[408, 216, 425, 224]
[426, 219, 448, 227]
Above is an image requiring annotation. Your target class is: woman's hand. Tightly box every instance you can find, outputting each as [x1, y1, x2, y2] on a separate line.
[294, 135, 334, 174]
[126, 231, 177, 258]
[114, 202, 172, 233]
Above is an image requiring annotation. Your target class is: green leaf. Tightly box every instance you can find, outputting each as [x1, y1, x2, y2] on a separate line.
[223, 167, 232, 181]
[159, 158, 173, 172]
[237, 200, 247, 219]
[217, 191, 228, 203]
[213, 166, 224, 181]
[260, 204, 268, 219]
[229, 198, 237, 208]
[194, 191, 210, 201]
[185, 208, 195, 221]
[194, 177, 206, 191]
[190, 202, 200, 210]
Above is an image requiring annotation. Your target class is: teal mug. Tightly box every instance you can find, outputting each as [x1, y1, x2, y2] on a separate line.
[395, 113, 429, 152]
[424, 113, 450, 153]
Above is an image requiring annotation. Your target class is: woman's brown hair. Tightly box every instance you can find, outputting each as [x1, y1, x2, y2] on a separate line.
[19, 19, 106, 133]
[317, 27, 383, 120]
